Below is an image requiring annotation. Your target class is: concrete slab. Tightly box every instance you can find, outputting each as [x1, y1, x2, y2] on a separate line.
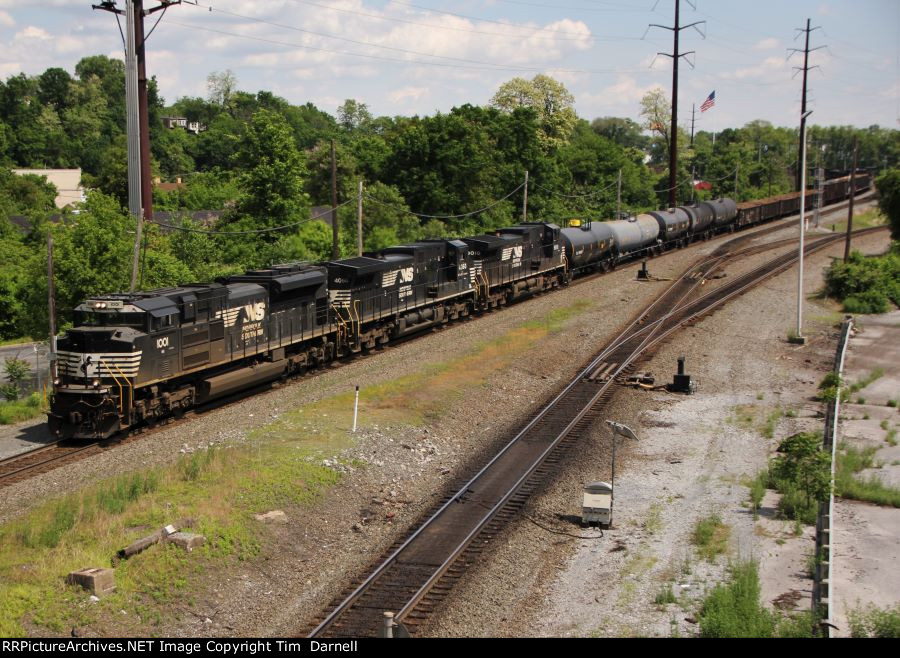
[166, 532, 205, 552]
[832, 501, 900, 637]
[66, 567, 115, 596]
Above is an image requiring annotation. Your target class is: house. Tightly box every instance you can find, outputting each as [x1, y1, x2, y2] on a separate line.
[12, 168, 85, 209]
[162, 116, 207, 134]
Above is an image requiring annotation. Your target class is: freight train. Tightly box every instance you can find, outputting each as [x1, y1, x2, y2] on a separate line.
[48, 173, 870, 439]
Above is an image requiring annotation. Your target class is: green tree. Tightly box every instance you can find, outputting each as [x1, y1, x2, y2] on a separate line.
[490, 75, 577, 151]
[230, 109, 310, 235]
[876, 168, 900, 240]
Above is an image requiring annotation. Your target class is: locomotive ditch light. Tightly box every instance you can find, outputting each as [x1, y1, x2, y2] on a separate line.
[92, 379, 101, 389]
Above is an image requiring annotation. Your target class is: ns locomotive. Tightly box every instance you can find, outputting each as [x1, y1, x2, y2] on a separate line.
[49, 173, 870, 439]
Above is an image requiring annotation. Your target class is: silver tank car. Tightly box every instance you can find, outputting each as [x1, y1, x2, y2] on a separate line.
[607, 215, 660, 256]
[559, 222, 615, 270]
[700, 198, 739, 226]
[647, 208, 691, 242]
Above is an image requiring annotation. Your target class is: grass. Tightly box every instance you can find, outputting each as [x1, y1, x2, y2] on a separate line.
[849, 368, 884, 395]
[728, 404, 784, 440]
[835, 444, 900, 508]
[653, 584, 677, 606]
[644, 503, 663, 535]
[746, 470, 769, 520]
[827, 207, 887, 234]
[0, 336, 35, 348]
[888, 399, 898, 408]
[0, 302, 596, 636]
[691, 514, 731, 562]
[848, 603, 900, 638]
[0, 392, 47, 425]
[698, 561, 817, 638]
[886, 428, 898, 447]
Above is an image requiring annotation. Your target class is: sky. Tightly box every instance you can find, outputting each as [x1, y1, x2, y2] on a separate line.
[0, 0, 897, 132]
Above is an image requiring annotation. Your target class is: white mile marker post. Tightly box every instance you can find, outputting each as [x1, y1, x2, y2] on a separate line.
[352, 385, 360, 433]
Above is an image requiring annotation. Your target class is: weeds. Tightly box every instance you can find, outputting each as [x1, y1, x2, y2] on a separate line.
[888, 399, 898, 408]
[848, 603, 900, 638]
[746, 470, 768, 520]
[654, 585, 677, 606]
[0, 392, 46, 424]
[835, 445, 900, 507]
[699, 562, 818, 638]
[692, 514, 731, 561]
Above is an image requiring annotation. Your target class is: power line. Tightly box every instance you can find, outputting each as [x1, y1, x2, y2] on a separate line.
[363, 182, 526, 220]
[646, 0, 705, 207]
[148, 198, 357, 235]
[788, 18, 826, 191]
[184, 0, 591, 71]
[278, 0, 652, 43]
[165, 19, 648, 75]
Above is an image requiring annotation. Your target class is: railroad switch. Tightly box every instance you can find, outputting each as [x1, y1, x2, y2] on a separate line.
[667, 356, 695, 394]
[637, 260, 651, 280]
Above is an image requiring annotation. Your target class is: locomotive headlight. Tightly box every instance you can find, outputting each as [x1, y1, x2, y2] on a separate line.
[92, 379, 101, 389]
[53, 378, 61, 387]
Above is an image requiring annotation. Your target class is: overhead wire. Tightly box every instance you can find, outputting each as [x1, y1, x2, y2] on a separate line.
[184, 1, 594, 71]
[147, 197, 357, 235]
[362, 182, 526, 220]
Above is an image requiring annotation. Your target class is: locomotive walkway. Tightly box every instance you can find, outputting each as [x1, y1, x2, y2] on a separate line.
[306, 225, 887, 638]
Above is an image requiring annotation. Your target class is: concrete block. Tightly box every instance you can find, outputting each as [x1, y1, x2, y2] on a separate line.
[166, 532, 206, 552]
[254, 510, 288, 524]
[67, 568, 116, 596]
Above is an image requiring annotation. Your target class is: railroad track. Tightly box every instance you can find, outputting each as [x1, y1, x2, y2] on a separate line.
[306, 225, 887, 638]
[0, 440, 103, 486]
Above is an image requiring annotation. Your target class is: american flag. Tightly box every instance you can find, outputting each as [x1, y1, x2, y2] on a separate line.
[700, 90, 716, 113]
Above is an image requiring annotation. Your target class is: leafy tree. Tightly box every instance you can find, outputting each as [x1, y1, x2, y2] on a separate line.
[591, 116, 649, 151]
[771, 432, 832, 511]
[640, 87, 672, 164]
[337, 99, 373, 132]
[876, 168, 900, 240]
[207, 69, 237, 109]
[230, 109, 310, 235]
[490, 75, 576, 151]
[37, 67, 73, 111]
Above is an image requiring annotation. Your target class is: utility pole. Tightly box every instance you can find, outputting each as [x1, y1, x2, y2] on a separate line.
[522, 170, 529, 222]
[789, 19, 824, 192]
[330, 139, 339, 259]
[357, 180, 364, 257]
[94, 1, 181, 220]
[648, 1, 705, 208]
[124, 0, 142, 292]
[616, 169, 622, 219]
[797, 109, 813, 342]
[844, 140, 858, 262]
[47, 233, 57, 380]
[734, 162, 739, 199]
[690, 103, 696, 149]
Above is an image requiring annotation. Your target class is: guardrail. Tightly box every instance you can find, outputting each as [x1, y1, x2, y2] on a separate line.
[812, 315, 853, 637]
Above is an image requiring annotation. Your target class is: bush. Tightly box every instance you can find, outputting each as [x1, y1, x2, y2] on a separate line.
[769, 432, 831, 524]
[824, 247, 900, 315]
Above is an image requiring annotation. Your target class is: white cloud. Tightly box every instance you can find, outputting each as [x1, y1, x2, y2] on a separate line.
[754, 38, 779, 50]
[0, 10, 14, 27]
[14, 25, 50, 41]
[389, 85, 428, 104]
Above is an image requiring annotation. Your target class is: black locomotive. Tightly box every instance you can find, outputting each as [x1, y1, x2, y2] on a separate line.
[49, 173, 870, 439]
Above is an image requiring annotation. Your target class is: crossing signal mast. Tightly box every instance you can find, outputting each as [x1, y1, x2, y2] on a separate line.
[646, 0, 705, 207]
[93, 1, 182, 291]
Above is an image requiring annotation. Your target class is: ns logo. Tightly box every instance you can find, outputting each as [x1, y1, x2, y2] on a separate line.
[512, 245, 523, 259]
[243, 302, 266, 322]
[399, 267, 414, 284]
